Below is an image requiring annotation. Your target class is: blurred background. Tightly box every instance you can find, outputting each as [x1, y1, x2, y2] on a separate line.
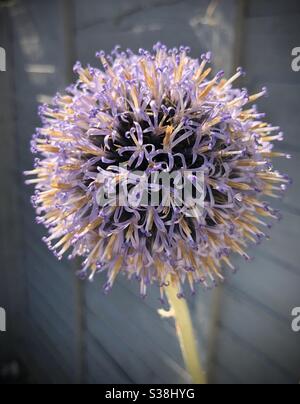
[0, 0, 300, 384]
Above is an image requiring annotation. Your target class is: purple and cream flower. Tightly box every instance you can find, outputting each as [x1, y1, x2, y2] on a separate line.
[25, 43, 290, 299]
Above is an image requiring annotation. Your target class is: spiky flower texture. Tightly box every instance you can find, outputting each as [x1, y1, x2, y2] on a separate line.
[26, 44, 290, 299]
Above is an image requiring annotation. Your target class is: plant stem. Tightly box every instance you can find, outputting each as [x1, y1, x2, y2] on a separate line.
[164, 280, 206, 384]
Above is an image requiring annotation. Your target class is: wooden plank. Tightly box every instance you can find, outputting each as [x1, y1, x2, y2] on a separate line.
[25, 238, 75, 291]
[218, 288, 300, 382]
[85, 280, 190, 383]
[211, 0, 300, 384]
[0, 5, 24, 362]
[75, 0, 237, 76]
[229, 253, 300, 321]
[242, 15, 300, 86]
[256, 211, 300, 269]
[85, 334, 134, 384]
[214, 322, 293, 384]
[27, 264, 77, 328]
[5, 0, 82, 383]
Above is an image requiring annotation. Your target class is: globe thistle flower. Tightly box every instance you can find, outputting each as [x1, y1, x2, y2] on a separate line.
[25, 43, 290, 300]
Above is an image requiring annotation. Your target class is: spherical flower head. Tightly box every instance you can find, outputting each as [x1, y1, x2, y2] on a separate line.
[25, 43, 290, 298]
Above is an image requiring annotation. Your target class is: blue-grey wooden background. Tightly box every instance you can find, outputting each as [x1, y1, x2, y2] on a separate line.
[0, 0, 299, 384]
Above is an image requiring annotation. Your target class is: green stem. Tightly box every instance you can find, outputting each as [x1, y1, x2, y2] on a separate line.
[164, 279, 206, 384]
